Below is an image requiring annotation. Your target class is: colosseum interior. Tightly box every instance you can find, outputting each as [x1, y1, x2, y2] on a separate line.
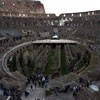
[0, 0, 100, 100]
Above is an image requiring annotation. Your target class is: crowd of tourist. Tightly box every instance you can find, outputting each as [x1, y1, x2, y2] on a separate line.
[0, 74, 93, 100]
[0, 84, 22, 100]
[24, 73, 49, 100]
[26, 73, 49, 88]
[0, 73, 49, 100]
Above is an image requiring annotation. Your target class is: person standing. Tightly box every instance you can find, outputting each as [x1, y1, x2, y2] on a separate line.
[31, 85, 33, 91]
[42, 76, 45, 88]
[34, 81, 37, 88]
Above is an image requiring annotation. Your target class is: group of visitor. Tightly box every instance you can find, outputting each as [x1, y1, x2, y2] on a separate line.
[2, 86, 22, 100]
[72, 85, 81, 99]
[26, 73, 49, 89]
[0, 73, 49, 100]
[24, 73, 49, 99]
[72, 77, 92, 99]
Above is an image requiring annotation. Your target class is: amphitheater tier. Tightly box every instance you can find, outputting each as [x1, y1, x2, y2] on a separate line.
[0, 0, 45, 16]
